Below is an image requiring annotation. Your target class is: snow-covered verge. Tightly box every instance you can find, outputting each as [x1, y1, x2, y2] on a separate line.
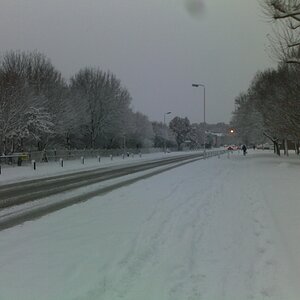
[0, 150, 300, 299]
[0, 151, 197, 185]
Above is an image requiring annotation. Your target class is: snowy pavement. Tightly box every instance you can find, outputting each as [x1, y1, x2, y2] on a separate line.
[0, 150, 300, 299]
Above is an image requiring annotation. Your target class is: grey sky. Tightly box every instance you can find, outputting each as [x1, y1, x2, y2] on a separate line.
[0, 0, 274, 124]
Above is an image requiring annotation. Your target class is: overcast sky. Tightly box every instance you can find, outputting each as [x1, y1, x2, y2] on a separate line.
[0, 0, 274, 124]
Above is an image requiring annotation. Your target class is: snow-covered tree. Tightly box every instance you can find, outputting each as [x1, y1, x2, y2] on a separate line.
[0, 50, 65, 151]
[0, 87, 54, 153]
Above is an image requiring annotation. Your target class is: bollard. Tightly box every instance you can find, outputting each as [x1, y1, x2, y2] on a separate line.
[81, 156, 84, 164]
[97, 156, 101, 163]
[110, 154, 113, 161]
[32, 160, 36, 170]
[60, 158, 64, 167]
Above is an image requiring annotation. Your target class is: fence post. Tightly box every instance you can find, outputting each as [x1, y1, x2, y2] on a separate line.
[139, 152, 142, 158]
[110, 154, 113, 161]
[60, 158, 64, 167]
[81, 156, 84, 164]
[122, 154, 125, 159]
[32, 160, 36, 170]
[97, 156, 101, 163]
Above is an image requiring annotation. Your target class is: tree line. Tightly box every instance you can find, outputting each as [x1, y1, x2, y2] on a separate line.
[231, 0, 300, 155]
[169, 117, 230, 150]
[0, 50, 232, 156]
[0, 50, 178, 154]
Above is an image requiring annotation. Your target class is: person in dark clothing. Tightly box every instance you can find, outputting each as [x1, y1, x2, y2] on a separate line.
[242, 144, 247, 156]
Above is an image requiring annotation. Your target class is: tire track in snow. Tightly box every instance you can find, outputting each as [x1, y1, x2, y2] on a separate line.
[164, 164, 231, 300]
[76, 157, 228, 300]
[225, 154, 297, 299]
[112, 180, 197, 298]
[197, 157, 260, 300]
[250, 174, 298, 300]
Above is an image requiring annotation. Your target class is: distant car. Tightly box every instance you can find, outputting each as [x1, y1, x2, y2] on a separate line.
[227, 146, 234, 151]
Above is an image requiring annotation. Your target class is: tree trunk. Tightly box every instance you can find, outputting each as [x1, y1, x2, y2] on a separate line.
[274, 141, 280, 156]
[20, 138, 24, 152]
[284, 139, 289, 156]
[263, 132, 280, 156]
[10, 139, 15, 153]
[297, 142, 300, 155]
[3, 138, 7, 155]
[90, 130, 95, 149]
[37, 141, 45, 151]
[294, 141, 300, 155]
[66, 131, 71, 150]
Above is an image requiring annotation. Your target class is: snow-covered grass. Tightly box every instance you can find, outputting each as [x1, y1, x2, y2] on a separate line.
[0, 150, 300, 299]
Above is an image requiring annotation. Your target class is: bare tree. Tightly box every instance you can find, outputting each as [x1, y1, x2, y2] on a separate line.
[152, 121, 176, 149]
[232, 64, 300, 155]
[125, 111, 154, 149]
[169, 117, 191, 150]
[231, 93, 265, 147]
[70, 68, 131, 149]
[263, 0, 300, 63]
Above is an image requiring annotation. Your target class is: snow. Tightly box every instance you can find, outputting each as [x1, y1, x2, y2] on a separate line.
[0, 151, 194, 185]
[0, 150, 300, 299]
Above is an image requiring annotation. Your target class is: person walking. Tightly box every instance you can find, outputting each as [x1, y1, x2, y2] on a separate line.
[242, 144, 247, 156]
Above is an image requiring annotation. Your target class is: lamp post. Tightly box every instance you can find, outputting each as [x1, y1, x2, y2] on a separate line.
[192, 83, 206, 157]
[163, 111, 172, 153]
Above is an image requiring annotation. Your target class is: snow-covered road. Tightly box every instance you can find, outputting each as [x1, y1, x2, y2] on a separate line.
[0, 151, 299, 299]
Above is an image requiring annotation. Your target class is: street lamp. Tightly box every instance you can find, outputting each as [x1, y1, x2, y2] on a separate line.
[163, 111, 172, 153]
[192, 83, 206, 157]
